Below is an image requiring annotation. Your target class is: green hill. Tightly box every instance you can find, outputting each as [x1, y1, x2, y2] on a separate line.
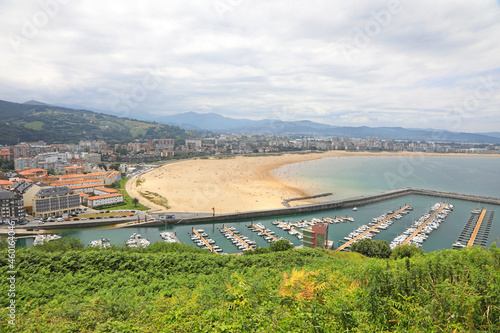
[0, 100, 190, 145]
[1, 239, 499, 332]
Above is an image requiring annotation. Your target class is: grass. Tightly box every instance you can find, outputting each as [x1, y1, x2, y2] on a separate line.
[24, 121, 44, 130]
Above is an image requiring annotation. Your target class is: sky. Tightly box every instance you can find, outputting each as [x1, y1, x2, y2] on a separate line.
[1, 0, 500, 132]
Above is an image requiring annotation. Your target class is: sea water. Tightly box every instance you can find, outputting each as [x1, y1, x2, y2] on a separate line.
[274, 155, 500, 199]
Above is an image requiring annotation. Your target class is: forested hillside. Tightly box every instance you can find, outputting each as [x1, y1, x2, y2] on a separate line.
[1, 239, 499, 332]
[0, 100, 190, 145]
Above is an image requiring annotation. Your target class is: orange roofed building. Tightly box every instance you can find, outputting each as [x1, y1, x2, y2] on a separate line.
[64, 166, 84, 175]
[46, 170, 120, 186]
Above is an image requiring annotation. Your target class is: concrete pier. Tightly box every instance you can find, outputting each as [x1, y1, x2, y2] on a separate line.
[454, 209, 495, 248]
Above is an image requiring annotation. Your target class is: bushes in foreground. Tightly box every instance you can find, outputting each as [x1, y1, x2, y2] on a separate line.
[0, 241, 499, 332]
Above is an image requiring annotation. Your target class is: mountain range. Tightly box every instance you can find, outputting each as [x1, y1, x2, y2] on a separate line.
[1, 100, 499, 144]
[0, 100, 189, 145]
[159, 112, 500, 144]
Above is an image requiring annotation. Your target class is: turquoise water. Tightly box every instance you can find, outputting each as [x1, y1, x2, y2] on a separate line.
[18, 156, 500, 253]
[276, 156, 500, 199]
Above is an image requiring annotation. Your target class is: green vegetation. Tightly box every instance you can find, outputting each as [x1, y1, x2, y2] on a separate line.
[98, 177, 149, 211]
[23, 120, 44, 130]
[0, 159, 14, 172]
[351, 238, 392, 258]
[0, 100, 191, 145]
[1, 239, 499, 332]
[138, 190, 170, 210]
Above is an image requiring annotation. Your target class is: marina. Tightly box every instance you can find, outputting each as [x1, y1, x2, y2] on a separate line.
[390, 203, 453, 249]
[337, 205, 411, 251]
[453, 209, 495, 249]
[12, 194, 500, 254]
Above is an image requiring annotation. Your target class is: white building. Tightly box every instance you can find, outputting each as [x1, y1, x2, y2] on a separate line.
[87, 193, 124, 208]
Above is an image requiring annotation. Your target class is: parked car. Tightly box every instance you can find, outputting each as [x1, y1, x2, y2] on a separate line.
[73, 218, 79, 221]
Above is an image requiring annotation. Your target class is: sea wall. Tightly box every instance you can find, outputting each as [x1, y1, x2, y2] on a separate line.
[145, 187, 500, 226]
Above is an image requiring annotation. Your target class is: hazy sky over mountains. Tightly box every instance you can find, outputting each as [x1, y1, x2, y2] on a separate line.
[1, 0, 499, 131]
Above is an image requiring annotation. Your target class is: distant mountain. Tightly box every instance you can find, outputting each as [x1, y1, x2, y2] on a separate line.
[23, 100, 54, 106]
[0, 100, 189, 145]
[160, 112, 500, 143]
[482, 132, 500, 139]
[161, 112, 253, 131]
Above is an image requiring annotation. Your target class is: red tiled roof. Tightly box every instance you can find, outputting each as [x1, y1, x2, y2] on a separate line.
[87, 193, 123, 201]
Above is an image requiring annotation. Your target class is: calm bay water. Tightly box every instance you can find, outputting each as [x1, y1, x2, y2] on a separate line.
[275, 155, 500, 199]
[18, 156, 500, 253]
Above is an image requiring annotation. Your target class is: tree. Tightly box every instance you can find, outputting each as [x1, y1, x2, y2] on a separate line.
[269, 239, 294, 252]
[132, 198, 139, 207]
[351, 239, 392, 258]
[390, 244, 424, 260]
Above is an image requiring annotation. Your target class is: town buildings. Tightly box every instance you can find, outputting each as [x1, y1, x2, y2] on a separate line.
[0, 188, 24, 221]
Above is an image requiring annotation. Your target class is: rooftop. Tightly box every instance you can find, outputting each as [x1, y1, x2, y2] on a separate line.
[0, 189, 17, 200]
[87, 193, 123, 201]
[36, 186, 75, 198]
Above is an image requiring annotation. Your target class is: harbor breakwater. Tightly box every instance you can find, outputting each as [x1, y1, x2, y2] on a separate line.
[147, 187, 500, 226]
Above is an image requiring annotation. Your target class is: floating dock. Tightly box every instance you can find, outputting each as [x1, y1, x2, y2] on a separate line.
[337, 205, 410, 251]
[223, 226, 255, 251]
[275, 220, 303, 236]
[250, 223, 278, 242]
[454, 209, 495, 249]
[401, 203, 447, 246]
[192, 229, 218, 254]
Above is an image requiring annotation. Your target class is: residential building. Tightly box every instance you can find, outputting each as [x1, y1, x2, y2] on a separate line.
[14, 158, 38, 171]
[64, 166, 84, 175]
[0, 189, 24, 221]
[32, 187, 81, 217]
[87, 193, 124, 208]
[0, 147, 12, 161]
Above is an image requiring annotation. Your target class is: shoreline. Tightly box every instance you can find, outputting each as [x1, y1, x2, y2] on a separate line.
[130, 151, 500, 214]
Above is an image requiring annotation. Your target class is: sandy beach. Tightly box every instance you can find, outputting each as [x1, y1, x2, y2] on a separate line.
[129, 151, 499, 214]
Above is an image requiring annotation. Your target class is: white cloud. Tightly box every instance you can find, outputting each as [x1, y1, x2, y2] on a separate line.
[0, 0, 499, 132]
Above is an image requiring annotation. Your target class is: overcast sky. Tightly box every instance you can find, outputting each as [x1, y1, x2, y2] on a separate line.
[1, 0, 499, 132]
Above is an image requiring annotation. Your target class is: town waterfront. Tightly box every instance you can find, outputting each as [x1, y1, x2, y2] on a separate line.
[17, 156, 500, 253]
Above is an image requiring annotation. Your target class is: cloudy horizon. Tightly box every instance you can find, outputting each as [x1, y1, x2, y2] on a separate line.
[1, 0, 499, 132]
